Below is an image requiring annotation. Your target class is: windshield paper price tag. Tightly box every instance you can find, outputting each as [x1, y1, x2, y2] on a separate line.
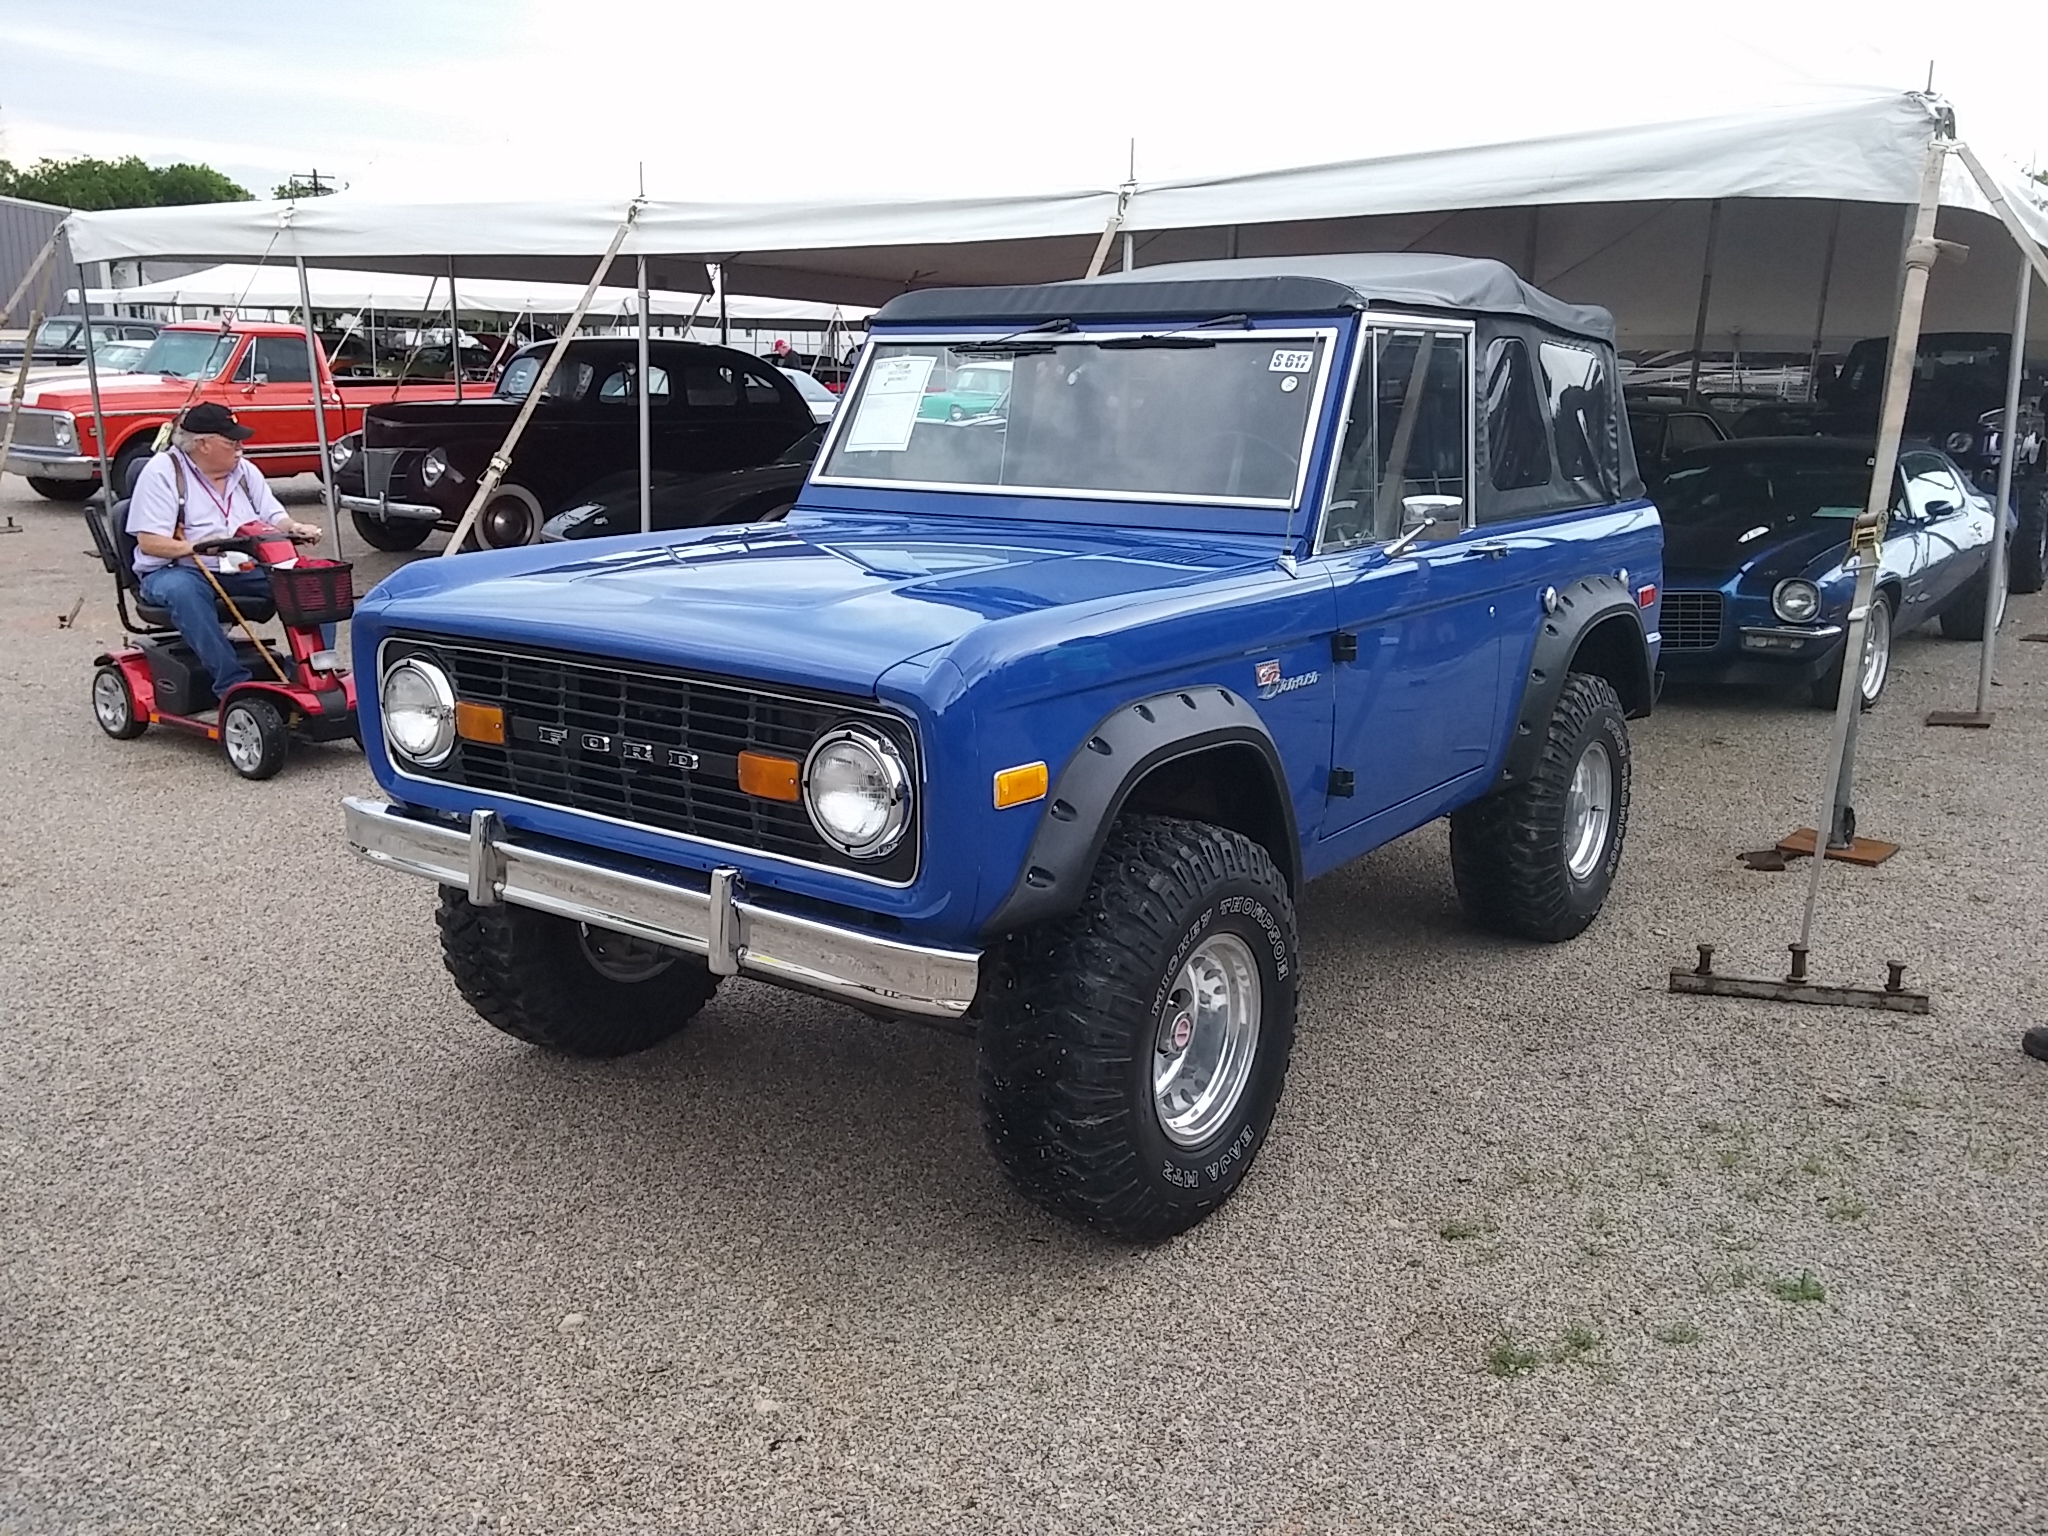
[843, 354, 938, 452]
[1268, 349, 1315, 373]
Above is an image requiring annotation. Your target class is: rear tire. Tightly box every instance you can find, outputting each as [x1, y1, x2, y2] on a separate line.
[1451, 672, 1630, 942]
[1940, 559, 2008, 640]
[2009, 486, 2048, 594]
[28, 477, 94, 502]
[91, 665, 147, 739]
[979, 816, 1297, 1242]
[435, 888, 719, 1057]
[349, 509, 433, 551]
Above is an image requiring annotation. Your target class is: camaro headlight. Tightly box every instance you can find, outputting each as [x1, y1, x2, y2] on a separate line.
[420, 447, 449, 487]
[330, 435, 356, 469]
[803, 726, 911, 859]
[381, 657, 456, 766]
[1773, 578, 1822, 624]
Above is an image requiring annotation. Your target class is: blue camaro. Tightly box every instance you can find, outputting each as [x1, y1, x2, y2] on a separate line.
[1656, 437, 2005, 707]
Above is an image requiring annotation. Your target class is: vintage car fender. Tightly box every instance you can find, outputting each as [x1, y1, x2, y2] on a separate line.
[979, 685, 1300, 939]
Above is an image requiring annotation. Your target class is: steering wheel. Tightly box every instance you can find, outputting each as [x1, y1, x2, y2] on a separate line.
[189, 535, 265, 556]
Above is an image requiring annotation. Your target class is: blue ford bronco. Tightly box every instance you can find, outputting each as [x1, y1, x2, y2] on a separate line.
[346, 255, 1662, 1241]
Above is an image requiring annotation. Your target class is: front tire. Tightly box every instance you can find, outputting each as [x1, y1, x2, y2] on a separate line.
[349, 509, 433, 551]
[28, 476, 94, 502]
[462, 484, 544, 550]
[979, 816, 1298, 1243]
[434, 889, 719, 1057]
[1451, 671, 1630, 942]
[1810, 589, 1893, 708]
[220, 694, 289, 780]
[92, 664, 147, 739]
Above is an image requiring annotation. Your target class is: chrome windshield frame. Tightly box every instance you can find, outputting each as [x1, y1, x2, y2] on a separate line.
[812, 325, 1344, 512]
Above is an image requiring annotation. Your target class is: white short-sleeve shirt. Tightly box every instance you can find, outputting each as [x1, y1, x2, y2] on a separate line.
[126, 450, 290, 574]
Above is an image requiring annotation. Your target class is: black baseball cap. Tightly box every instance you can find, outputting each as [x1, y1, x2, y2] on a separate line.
[180, 402, 255, 441]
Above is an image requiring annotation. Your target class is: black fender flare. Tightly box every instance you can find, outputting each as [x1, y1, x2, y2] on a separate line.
[980, 685, 1300, 939]
[1496, 575, 1653, 790]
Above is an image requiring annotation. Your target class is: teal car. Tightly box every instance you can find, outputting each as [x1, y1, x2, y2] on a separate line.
[917, 359, 1011, 422]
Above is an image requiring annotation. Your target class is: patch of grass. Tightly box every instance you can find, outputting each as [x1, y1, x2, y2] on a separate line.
[1485, 1333, 1542, 1379]
[1700, 1262, 1756, 1297]
[1823, 1194, 1869, 1223]
[1552, 1322, 1603, 1363]
[1769, 1270, 1828, 1304]
[1715, 1147, 1744, 1170]
[1439, 1214, 1497, 1242]
[1653, 1320, 1702, 1346]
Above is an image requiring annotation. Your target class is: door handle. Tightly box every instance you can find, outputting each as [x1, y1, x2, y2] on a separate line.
[1473, 542, 1511, 559]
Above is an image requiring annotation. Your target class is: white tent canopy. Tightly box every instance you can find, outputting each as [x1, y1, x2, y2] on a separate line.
[71, 262, 870, 325]
[58, 88, 2048, 346]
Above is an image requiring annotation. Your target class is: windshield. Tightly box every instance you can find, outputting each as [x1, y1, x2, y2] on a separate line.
[32, 318, 82, 349]
[817, 333, 1332, 506]
[136, 330, 238, 380]
[1659, 453, 1875, 531]
[778, 367, 835, 404]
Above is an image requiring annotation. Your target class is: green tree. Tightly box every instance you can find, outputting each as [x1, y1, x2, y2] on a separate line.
[0, 154, 250, 210]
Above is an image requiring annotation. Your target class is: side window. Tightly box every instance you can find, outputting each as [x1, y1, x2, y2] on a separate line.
[251, 336, 312, 384]
[1484, 338, 1552, 495]
[1321, 328, 1468, 551]
[683, 364, 741, 408]
[1539, 340, 1618, 501]
[598, 364, 673, 403]
[1667, 413, 1723, 455]
[741, 367, 785, 409]
[1900, 453, 1963, 519]
[230, 342, 255, 383]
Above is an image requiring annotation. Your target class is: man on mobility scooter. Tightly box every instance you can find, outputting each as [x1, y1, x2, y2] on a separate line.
[86, 403, 360, 780]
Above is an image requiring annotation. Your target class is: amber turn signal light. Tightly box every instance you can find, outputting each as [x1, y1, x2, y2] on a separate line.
[994, 761, 1049, 809]
[737, 750, 802, 802]
[453, 701, 505, 745]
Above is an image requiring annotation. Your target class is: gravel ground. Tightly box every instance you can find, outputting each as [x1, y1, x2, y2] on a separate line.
[2, 474, 2044, 1535]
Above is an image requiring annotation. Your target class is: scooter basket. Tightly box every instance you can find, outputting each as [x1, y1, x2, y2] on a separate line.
[267, 560, 355, 628]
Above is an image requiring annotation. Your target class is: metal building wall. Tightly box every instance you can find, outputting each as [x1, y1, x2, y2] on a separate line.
[0, 194, 71, 315]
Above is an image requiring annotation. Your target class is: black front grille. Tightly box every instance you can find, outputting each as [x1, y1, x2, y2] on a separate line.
[1660, 591, 1724, 652]
[393, 638, 918, 883]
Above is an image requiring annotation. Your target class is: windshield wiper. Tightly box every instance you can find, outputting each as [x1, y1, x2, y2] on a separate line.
[1097, 334, 1216, 350]
[950, 318, 1074, 356]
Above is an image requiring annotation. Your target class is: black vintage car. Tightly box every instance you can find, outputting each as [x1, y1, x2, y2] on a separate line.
[332, 338, 817, 550]
[538, 427, 821, 542]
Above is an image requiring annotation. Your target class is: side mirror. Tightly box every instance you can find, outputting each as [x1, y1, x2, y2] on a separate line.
[1400, 493, 1464, 528]
[1923, 498, 1958, 518]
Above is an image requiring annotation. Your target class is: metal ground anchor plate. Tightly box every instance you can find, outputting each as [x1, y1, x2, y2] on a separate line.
[1669, 944, 1930, 1014]
[1925, 709, 1995, 729]
[1774, 827, 1900, 867]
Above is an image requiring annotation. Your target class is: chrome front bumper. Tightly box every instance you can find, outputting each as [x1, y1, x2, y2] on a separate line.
[343, 796, 980, 1019]
[4, 449, 96, 480]
[341, 494, 445, 525]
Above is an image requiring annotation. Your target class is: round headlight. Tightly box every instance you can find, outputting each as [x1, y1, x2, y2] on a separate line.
[803, 726, 911, 859]
[380, 657, 456, 766]
[1773, 578, 1822, 624]
[52, 416, 75, 447]
[330, 435, 356, 470]
[420, 447, 449, 487]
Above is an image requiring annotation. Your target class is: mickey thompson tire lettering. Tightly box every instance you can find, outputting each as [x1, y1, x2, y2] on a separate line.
[1449, 671, 1630, 943]
[434, 887, 719, 1058]
[977, 816, 1298, 1242]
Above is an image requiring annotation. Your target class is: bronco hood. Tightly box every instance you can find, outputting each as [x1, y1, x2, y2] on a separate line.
[358, 513, 1265, 696]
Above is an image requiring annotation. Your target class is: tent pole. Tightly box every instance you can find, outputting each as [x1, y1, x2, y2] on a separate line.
[441, 211, 638, 556]
[295, 256, 344, 555]
[0, 263, 54, 485]
[637, 254, 651, 536]
[1807, 204, 1843, 401]
[1797, 136, 1947, 954]
[718, 265, 729, 346]
[76, 264, 116, 497]
[448, 258, 462, 403]
[1686, 199, 1723, 405]
[1952, 142, 2048, 291]
[1969, 257, 2028, 717]
[1122, 232, 1134, 271]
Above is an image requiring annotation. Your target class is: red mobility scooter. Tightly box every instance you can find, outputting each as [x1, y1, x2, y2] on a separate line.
[84, 497, 359, 780]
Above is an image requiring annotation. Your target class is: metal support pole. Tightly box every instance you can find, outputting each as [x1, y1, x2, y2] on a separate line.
[1807, 204, 1843, 401]
[76, 264, 116, 497]
[1973, 258, 2029, 714]
[295, 257, 344, 556]
[1797, 137, 1948, 953]
[718, 265, 729, 346]
[448, 258, 463, 403]
[0, 260, 55, 483]
[442, 211, 638, 556]
[1121, 232, 1134, 272]
[1686, 199, 1723, 405]
[637, 254, 651, 536]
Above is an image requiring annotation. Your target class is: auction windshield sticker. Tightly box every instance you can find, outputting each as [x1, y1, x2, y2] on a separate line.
[843, 354, 938, 453]
[1268, 349, 1315, 373]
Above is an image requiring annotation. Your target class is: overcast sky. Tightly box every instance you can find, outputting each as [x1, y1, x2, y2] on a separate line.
[2, 0, 2042, 205]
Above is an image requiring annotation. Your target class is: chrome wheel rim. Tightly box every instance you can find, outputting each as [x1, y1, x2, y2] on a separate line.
[222, 705, 266, 773]
[1859, 600, 1892, 703]
[1153, 932, 1262, 1149]
[1564, 740, 1614, 881]
[578, 924, 677, 984]
[92, 671, 130, 732]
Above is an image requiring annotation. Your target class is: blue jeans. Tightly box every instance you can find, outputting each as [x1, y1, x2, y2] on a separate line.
[137, 564, 333, 695]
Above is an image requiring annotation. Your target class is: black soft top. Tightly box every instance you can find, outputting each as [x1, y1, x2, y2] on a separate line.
[872, 254, 1614, 344]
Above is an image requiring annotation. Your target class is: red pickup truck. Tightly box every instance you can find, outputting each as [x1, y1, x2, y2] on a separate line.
[4, 320, 470, 501]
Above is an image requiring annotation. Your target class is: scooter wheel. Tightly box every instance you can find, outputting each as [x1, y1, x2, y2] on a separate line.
[220, 695, 289, 780]
[92, 665, 147, 740]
